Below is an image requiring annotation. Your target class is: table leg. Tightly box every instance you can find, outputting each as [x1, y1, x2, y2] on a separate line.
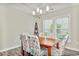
[48, 47, 51, 56]
[57, 42, 60, 49]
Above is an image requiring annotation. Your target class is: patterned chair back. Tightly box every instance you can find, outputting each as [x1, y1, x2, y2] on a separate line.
[62, 35, 69, 47]
[28, 35, 40, 56]
[59, 34, 69, 55]
[51, 35, 70, 56]
[19, 33, 29, 53]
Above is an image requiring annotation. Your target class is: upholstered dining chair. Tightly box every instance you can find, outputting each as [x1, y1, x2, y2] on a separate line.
[27, 35, 45, 56]
[19, 33, 29, 56]
[59, 34, 70, 56]
[50, 34, 70, 56]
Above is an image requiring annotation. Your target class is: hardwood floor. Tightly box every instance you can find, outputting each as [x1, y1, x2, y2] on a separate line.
[0, 47, 79, 56]
[64, 48, 79, 56]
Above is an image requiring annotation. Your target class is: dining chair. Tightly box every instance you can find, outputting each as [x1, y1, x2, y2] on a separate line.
[19, 33, 29, 56]
[50, 34, 70, 56]
[59, 34, 70, 55]
[27, 35, 45, 56]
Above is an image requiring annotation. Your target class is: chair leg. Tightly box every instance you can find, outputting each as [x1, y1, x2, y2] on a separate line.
[21, 49, 24, 56]
[21, 40, 24, 56]
[21, 45, 24, 56]
[27, 52, 30, 56]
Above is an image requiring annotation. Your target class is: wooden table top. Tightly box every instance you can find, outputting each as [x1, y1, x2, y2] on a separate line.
[39, 36, 59, 47]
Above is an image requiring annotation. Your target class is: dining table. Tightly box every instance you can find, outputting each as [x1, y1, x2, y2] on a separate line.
[39, 36, 60, 56]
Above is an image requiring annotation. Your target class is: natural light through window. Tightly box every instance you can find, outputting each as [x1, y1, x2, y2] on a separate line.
[43, 16, 70, 40]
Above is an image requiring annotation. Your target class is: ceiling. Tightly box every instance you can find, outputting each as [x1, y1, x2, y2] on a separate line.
[24, 3, 75, 10]
[23, 3, 79, 15]
[6, 3, 79, 15]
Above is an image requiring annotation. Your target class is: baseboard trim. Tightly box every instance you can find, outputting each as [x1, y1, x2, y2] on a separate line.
[0, 45, 21, 52]
[0, 45, 79, 53]
[65, 47, 79, 52]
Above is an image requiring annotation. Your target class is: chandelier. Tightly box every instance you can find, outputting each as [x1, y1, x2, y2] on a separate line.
[32, 6, 50, 18]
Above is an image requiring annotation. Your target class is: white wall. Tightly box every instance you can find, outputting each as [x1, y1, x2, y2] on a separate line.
[0, 4, 7, 50]
[40, 5, 79, 50]
[0, 4, 37, 50]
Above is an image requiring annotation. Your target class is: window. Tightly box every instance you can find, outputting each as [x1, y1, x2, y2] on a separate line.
[43, 16, 70, 40]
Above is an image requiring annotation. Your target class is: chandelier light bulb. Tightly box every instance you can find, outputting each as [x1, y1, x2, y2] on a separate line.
[36, 8, 40, 13]
[40, 9, 42, 14]
[46, 6, 49, 11]
[32, 11, 35, 15]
